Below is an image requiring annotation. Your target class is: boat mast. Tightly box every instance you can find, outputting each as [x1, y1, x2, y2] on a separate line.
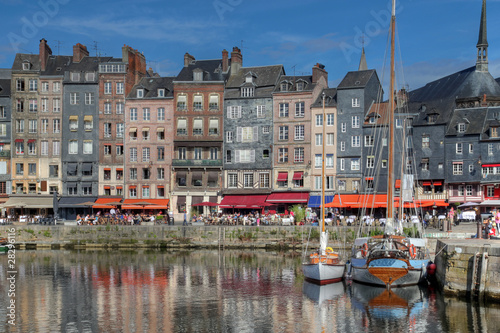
[387, 0, 396, 224]
[321, 92, 326, 234]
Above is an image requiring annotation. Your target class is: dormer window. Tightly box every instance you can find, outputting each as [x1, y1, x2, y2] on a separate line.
[491, 126, 499, 138]
[193, 69, 203, 81]
[427, 114, 437, 124]
[71, 72, 80, 82]
[85, 72, 95, 82]
[158, 89, 165, 97]
[137, 89, 144, 98]
[22, 62, 30, 70]
[296, 81, 304, 91]
[241, 87, 254, 97]
[369, 117, 376, 124]
[280, 82, 288, 92]
[458, 123, 466, 133]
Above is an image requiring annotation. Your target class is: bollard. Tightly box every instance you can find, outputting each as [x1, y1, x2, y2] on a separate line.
[477, 220, 482, 239]
[443, 218, 449, 232]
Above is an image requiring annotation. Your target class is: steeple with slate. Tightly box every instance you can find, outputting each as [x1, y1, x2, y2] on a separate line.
[358, 47, 368, 71]
[476, 0, 488, 72]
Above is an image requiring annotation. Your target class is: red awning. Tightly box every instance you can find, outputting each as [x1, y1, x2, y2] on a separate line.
[433, 181, 443, 186]
[157, 185, 164, 189]
[423, 181, 432, 186]
[103, 186, 111, 189]
[219, 195, 269, 208]
[128, 185, 137, 189]
[277, 172, 288, 182]
[28, 139, 36, 143]
[395, 179, 401, 188]
[15, 139, 23, 142]
[292, 171, 304, 180]
[266, 192, 309, 203]
[365, 177, 373, 180]
[482, 164, 500, 168]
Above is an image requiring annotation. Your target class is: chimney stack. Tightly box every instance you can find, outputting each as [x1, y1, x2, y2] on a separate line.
[222, 49, 229, 73]
[73, 43, 89, 63]
[312, 63, 328, 84]
[39, 38, 52, 72]
[184, 53, 195, 67]
[147, 67, 155, 77]
[230, 47, 242, 76]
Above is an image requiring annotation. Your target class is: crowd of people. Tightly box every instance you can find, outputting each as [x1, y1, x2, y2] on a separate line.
[76, 209, 169, 226]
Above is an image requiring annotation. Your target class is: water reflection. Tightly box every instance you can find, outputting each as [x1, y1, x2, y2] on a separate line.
[0, 250, 499, 333]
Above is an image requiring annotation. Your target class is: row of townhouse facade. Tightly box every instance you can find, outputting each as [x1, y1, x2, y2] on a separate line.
[0, 1, 499, 220]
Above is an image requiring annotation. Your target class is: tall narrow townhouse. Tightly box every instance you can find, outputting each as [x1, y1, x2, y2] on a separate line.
[58, 44, 100, 220]
[309, 88, 337, 210]
[171, 50, 227, 219]
[0, 68, 12, 208]
[97, 46, 146, 207]
[124, 76, 175, 211]
[270, 64, 328, 213]
[336, 68, 381, 194]
[221, 60, 284, 209]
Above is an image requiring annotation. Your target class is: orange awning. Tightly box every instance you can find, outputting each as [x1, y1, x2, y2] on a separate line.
[395, 179, 401, 188]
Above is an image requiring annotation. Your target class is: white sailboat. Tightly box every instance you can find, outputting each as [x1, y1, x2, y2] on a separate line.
[302, 93, 345, 285]
[349, 0, 430, 288]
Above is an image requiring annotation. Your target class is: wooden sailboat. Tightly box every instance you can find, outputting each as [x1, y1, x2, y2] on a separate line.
[349, 0, 430, 288]
[302, 93, 345, 285]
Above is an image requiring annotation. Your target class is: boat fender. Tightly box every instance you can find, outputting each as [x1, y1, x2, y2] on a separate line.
[427, 262, 436, 275]
[409, 244, 416, 259]
[325, 247, 334, 254]
[361, 243, 368, 257]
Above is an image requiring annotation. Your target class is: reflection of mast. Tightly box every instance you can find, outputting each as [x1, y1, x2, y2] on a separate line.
[386, 0, 396, 229]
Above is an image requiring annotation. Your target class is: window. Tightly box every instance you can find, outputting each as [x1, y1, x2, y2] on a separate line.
[177, 118, 187, 135]
[104, 102, 111, 114]
[382, 159, 387, 168]
[129, 187, 137, 197]
[15, 141, 24, 155]
[278, 148, 288, 163]
[280, 82, 288, 91]
[351, 158, 360, 171]
[83, 140, 92, 154]
[338, 180, 346, 191]
[488, 143, 494, 156]
[16, 119, 24, 133]
[241, 87, 254, 97]
[263, 126, 270, 134]
[422, 135, 430, 148]
[279, 126, 288, 140]
[28, 119, 37, 133]
[226, 131, 234, 143]
[142, 147, 150, 162]
[469, 165, 474, 173]
[157, 108, 165, 121]
[143, 108, 150, 121]
[225, 150, 232, 163]
[294, 125, 304, 140]
[469, 144, 474, 154]
[279, 103, 289, 117]
[85, 92, 94, 105]
[116, 82, 124, 94]
[427, 114, 437, 124]
[0, 106, 5, 119]
[487, 186, 495, 197]
[315, 134, 322, 146]
[142, 168, 150, 180]
[458, 123, 466, 133]
[194, 147, 202, 160]
[29, 79, 37, 91]
[209, 119, 219, 135]
[70, 92, 79, 105]
[41, 98, 48, 112]
[395, 119, 403, 128]
[16, 99, 24, 112]
[53, 82, 60, 92]
[341, 123, 346, 132]
[116, 145, 123, 156]
[51, 119, 59, 133]
[209, 95, 219, 110]
[16, 163, 24, 175]
[193, 95, 203, 110]
[352, 116, 360, 128]
[227, 105, 242, 119]
[327, 133, 334, 146]
[327, 114, 334, 126]
[367, 156, 375, 168]
[364, 135, 374, 147]
[352, 98, 360, 107]
[295, 102, 305, 117]
[453, 162, 463, 175]
[177, 95, 187, 110]
[235, 149, 254, 163]
[83, 116, 92, 131]
[27, 141, 36, 155]
[130, 147, 137, 162]
[456, 143, 463, 154]
[351, 135, 360, 147]
[340, 141, 345, 151]
[49, 165, 58, 178]
[315, 176, 322, 190]
[263, 149, 269, 158]
[228, 174, 238, 188]
[466, 185, 473, 196]
[326, 154, 334, 168]
[316, 114, 323, 126]
[116, 102, 124, 114]
[69, 117, 78, 131]
[104, 123, 112, 137]
[68, 140, 78, 154]
[53, 141, 60, 156]
[137, 89, 144, 98]
[421, 159, 429, 171]
[259, 173, 269, 188]
[193, 118, 203, 135]
[130, 108, 137, 121]
[256, 105, 265, 118]
[41, 140, 48, 155]
[71, 72, 80, 82]
[16, 79, 25, 91]
[53, 98, 60, 112]
[315, 154, 322, 168]
[157, 168, 165, 180]
[178, 147, 186, 160]
[130, 168, 137, 180]
[29, 99, 37, 112]
[294, 147, 304, 163]
[296, 81, 304, 91]
[104, 145, 111, 155]
[243, 173, 254, 188]
[157, 128, 165, 140]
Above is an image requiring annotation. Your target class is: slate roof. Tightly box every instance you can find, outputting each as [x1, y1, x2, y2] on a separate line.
[12, 54, 40, 71]
[127, 77, 175, 99]
[0, 69, 11, 80]
[311, 88, 337, 107]
[446, 107, 487, 136]
[175, 59, 227, 82]
[273, 74, 315, 93]
[337, 69, 377, 89]
[479, 107, 500, 140]
[67, 56, 109, 72]
[42, 55, 72, 76]
[0, 79, 11, 97]
[225, 65, 284, 99]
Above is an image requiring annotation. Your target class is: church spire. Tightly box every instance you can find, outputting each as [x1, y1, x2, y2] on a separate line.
[476, 0, 488, 72]
[358, 47, 368, 71]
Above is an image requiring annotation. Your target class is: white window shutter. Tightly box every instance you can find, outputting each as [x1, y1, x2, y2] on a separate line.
[235, 150, 240, 163]
[250, 150, 255, 162]
[227, 106, 232, 119]
[253, 126, 258, 142]
[237, 127, 242, 142]
[238, 106, 242, 118]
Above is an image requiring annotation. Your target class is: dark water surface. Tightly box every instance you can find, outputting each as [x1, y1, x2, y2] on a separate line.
[0, 250, 498, 333]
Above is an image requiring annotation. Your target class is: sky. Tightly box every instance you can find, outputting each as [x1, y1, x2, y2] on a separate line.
[0, 0, 499, 92]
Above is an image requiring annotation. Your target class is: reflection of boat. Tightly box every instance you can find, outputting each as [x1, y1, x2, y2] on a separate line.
[351, 282, 426, 319]
[302, 94, 345, 285]
[349, 0, 430, 288]
[303, 281, 345, 304]
[0, 237, 9, 252]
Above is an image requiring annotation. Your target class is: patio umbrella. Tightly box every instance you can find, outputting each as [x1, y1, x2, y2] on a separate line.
[458, 202, 479, 209]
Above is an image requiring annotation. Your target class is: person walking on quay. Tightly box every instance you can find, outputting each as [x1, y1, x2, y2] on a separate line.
[183, 212, 188, 226]
[495, 209, 500, 236]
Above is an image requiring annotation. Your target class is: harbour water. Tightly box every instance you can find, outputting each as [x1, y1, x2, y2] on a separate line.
[0, 250, 499, 333]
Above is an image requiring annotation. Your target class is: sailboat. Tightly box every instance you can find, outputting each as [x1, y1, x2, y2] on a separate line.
[302, 93, 345, 285]
[349, 0, 430, 288]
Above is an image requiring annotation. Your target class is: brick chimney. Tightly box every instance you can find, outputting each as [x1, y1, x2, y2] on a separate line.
[184, 52, 195, 67]
[147, 67, 155, 77]
[230, 47, 242, 76]
[312, 63, 327, 84]
[122, 45, 147, 94]
[39, 38, 52, 72]
[222, 49, 229, 73]
[73, 43, 89, 63]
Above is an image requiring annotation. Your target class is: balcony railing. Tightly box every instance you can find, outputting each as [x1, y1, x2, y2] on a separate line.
[172, 159, 222, 167]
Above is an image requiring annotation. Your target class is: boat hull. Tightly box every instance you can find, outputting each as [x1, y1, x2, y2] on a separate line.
[302, 262, 345, 285]
[350, 258, 428, 287]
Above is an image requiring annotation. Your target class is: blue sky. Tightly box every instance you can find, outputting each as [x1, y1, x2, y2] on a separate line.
[0, 0, 499, 91]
